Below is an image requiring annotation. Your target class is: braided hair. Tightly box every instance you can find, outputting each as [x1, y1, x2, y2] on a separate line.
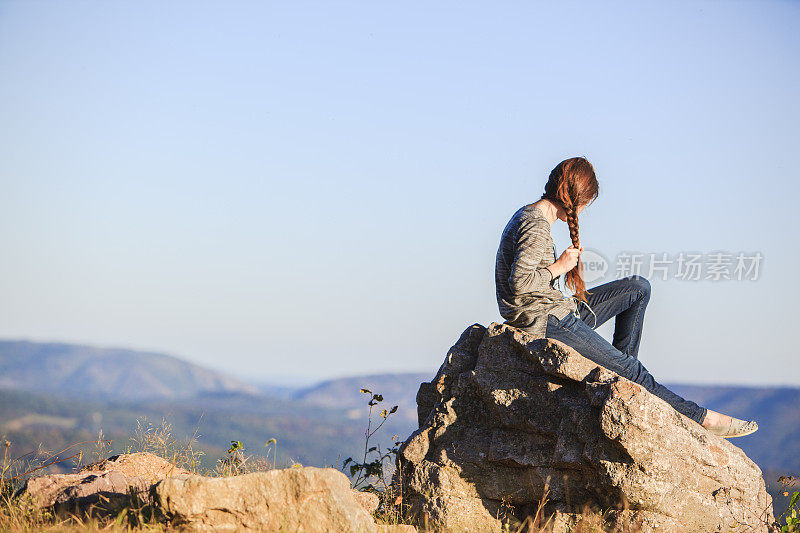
[540, 156, 599, 304]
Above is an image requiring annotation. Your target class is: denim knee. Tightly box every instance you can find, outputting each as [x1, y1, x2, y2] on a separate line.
[628, 275, 651, 303]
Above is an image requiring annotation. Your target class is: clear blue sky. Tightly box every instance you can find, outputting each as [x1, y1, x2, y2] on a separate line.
[1, 1, 797, 386]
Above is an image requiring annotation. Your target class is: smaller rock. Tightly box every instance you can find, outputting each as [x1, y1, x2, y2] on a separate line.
[151, 466, 413, 532]
[17, 453, 419, 532]
[16, 452, 191, 515]
[79, 452, 191, 483]
[352, 489, 380, 514]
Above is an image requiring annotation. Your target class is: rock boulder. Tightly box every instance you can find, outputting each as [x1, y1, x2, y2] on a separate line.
[18, 453, 415, 532]
[151, 466, 413, 532]
[392, 322, 776, 532]
[17, 452, 190, 515]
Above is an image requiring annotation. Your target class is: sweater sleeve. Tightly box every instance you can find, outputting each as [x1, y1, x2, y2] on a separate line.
[507, 216, 555, 294]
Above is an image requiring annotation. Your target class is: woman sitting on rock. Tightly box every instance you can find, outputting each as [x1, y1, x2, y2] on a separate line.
[494, 156, 758, 438]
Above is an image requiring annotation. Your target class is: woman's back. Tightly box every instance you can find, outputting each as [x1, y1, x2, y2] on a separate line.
[495, 203, 577, 338]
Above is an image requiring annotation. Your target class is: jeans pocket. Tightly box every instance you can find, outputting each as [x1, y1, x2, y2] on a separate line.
[545, 313, 559, 337]
[547, 311, 573, 330]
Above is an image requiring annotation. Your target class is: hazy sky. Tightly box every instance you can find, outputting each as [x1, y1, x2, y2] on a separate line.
[1, 1, 797, 386]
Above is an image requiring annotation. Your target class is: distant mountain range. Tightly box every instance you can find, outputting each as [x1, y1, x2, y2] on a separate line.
[0, 340, 258, 400]
[0, 338, 797, 506]
[291, 373, 429, 424]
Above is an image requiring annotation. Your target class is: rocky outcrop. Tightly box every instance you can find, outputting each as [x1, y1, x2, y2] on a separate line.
[17, 452, 190, 514]
[151, 467, 412, 532]
[392, 322, 776, 532]
[18, 453, 416, 532]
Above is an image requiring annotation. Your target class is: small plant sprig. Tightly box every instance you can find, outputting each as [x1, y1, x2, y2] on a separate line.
[264, 438, 278, 469]
[777, 475, 800, 532]
[342, 388, 399, 493]
[217, 440, 249, 476]
[213, 438, 280, 477]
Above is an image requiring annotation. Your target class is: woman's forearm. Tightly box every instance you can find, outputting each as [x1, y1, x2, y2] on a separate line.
[546, 261, 566, 279]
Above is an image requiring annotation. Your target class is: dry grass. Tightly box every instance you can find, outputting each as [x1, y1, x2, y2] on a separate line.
[124, 416, 205, 474]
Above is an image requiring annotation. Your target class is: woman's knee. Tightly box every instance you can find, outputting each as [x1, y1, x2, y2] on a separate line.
[627, 275, 651, 302]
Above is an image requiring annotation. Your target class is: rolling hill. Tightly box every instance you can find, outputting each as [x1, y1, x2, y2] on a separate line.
[0, 340, 257, 400]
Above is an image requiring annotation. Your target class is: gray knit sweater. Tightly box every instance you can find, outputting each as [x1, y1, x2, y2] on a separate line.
[495, 203, 578, 338]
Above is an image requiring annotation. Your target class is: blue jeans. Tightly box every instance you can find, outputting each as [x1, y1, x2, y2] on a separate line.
[545, 275, 708, 426]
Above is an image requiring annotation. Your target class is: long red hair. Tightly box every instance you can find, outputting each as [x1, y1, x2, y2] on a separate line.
[540, 157, 599, 304]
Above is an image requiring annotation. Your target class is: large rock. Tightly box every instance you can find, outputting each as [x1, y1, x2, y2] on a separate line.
[392, 322, 776, 532]
[17, 452, 191, 514]
[151, 466, 414, 532]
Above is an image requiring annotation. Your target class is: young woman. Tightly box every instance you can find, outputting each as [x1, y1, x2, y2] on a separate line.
[495, 156, 758, 438]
